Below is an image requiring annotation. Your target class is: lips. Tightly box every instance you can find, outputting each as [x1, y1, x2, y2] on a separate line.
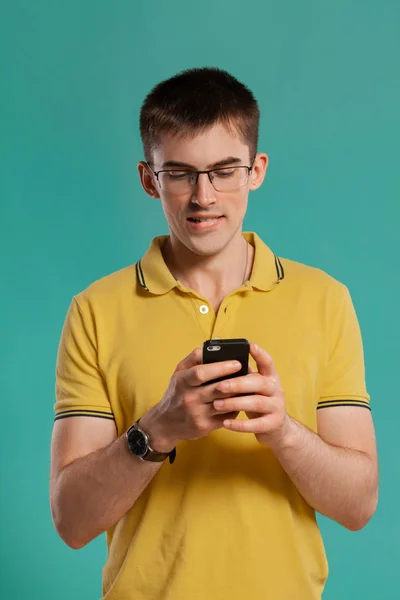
[187, 216, 223, 222]
[185, 215, 225, 232]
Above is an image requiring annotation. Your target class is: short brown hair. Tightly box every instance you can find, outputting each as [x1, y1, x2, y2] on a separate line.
[139, 67, 260, 163]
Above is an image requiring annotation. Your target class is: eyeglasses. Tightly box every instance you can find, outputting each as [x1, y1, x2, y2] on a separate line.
[147, 163, 254, 193]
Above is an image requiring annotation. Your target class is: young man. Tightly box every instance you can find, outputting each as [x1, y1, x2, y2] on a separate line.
[50, 68, 378, 600]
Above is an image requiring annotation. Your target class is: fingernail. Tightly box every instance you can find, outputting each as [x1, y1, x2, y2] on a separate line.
[214, 400, 224, 408]
[218, 381, 230, 391]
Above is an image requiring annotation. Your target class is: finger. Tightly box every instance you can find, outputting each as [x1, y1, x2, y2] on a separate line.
[215, 372, 277, 397]
[213, 410, 240, 424]
[223, 414, 272, 433]
[249, 343, 279, 380]
[213, 394, 274, 414]
[185, 360, 242, 387]
[175, 347, 202, 372]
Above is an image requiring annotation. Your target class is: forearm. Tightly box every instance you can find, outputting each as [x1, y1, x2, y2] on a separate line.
[270, 417, 379, 530]
[51, 433, 163, 549]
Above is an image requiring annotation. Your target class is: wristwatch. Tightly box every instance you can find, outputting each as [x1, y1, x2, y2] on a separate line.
[126, 419, 176, 464]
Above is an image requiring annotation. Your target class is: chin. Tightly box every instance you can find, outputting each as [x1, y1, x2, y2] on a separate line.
[177, 223, 242, 257]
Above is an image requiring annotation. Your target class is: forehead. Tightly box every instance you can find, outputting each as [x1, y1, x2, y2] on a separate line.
[152, 122, 251, 169]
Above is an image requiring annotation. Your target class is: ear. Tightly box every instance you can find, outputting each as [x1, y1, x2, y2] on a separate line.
[249, 153, 268, 191]
[138, 161, 160, 199]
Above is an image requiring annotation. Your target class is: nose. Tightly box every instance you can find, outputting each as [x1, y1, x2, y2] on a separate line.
[191, 172, 216, 207]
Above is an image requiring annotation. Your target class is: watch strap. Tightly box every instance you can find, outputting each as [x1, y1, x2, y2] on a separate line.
[128, 421, 176, 464]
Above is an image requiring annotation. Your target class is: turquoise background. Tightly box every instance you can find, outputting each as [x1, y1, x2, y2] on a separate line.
[1, 1, 398, 598]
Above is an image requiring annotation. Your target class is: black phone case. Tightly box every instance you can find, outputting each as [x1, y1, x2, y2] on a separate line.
[202, 338, 249, 385]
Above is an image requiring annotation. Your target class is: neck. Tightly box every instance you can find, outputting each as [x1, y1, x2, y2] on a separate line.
[162, 232, 253, 300]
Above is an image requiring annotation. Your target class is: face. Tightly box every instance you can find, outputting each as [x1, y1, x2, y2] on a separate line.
[138, 122, 268, 257]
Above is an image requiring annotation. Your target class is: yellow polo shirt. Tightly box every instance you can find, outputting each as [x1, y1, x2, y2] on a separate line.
[55, 232, 370, 600]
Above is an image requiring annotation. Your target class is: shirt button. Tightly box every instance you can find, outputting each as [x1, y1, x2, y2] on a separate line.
[199, 304, 209, 314]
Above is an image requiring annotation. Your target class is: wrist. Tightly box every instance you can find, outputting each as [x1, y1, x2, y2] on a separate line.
[138, 412, 177, 453]
[266, 415, 300, 454]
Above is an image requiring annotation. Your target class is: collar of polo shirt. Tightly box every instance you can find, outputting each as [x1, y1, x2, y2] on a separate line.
[136, 232, 284, 295]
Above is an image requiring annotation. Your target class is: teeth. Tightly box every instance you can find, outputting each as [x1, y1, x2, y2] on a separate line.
[192, 218, 217, 222]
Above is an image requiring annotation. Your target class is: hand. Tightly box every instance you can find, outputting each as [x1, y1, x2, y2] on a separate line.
[212, 343, 292, 449]
[139, 347, 243, 452]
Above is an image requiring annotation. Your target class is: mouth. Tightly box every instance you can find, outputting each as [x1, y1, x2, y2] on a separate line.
[187, 216, 224, 223]
[186, 215, 225, 232]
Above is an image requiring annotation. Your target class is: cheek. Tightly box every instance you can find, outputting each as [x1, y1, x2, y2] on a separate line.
[160, 195, 187, 220]
[231, 191, 248, 217]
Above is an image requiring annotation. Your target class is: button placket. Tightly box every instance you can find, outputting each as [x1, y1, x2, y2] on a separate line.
[212, 290, 244, 339]
[188, 296, 215, 340]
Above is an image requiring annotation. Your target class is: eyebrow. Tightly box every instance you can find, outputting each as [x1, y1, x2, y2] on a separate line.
[161, 156, 243, 170]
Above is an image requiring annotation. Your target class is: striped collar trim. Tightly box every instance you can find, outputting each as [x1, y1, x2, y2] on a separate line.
[136, 232, 285, 295]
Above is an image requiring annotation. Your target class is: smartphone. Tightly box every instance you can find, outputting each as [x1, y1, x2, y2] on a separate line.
[202, 338, 249, 385]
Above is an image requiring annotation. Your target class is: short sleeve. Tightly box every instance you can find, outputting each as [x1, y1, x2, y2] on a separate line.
[318, 284, 370, 411]
[54, 297, 114, 421]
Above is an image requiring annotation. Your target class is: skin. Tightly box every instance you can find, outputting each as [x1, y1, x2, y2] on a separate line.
[138, 121, 268, 311]
[50, 121, 378, 550]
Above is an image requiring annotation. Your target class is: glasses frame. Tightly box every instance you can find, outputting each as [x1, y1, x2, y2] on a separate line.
[147, 162, 255, 192]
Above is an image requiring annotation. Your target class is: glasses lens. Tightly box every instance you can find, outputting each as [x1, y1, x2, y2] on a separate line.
[157, 167, 249, 193]
[158, 171, 193, 193]
[211, 167, 249, 192]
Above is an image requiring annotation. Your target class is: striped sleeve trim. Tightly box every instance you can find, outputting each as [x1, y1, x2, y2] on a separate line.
[54, 409, 115, 421]
[317, 399, 371, 411]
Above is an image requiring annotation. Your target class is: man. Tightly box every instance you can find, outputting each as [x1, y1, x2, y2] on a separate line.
[50, 67, 378, 600]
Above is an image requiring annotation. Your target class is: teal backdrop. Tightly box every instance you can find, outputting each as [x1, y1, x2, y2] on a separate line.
[1, 1, 398, 598]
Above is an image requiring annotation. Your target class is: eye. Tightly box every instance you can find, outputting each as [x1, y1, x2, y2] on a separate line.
[166, 171, 191, 180]
[213, 168, 235, 178]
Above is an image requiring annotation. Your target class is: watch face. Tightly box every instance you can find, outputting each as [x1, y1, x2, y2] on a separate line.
[128, 429, 148, 457]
